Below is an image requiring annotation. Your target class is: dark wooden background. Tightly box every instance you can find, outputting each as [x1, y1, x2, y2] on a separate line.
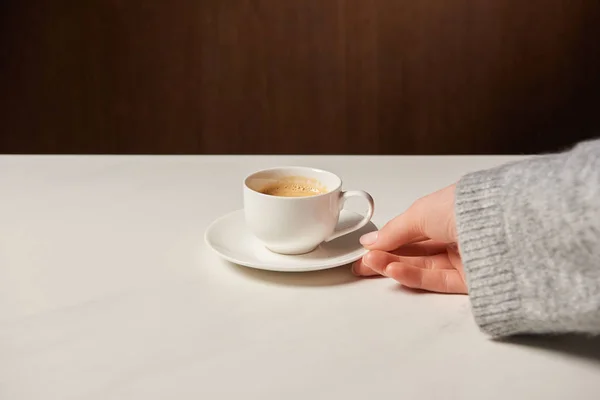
[1, 1, 599, 154]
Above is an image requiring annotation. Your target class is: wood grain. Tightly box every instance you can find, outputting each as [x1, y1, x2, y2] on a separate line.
[1, 1, 599, 154]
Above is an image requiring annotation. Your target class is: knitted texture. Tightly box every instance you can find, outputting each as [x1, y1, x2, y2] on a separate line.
[456, 139, 600, 337]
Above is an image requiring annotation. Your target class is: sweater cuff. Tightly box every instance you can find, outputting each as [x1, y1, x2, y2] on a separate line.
[456, 168, 524, 337]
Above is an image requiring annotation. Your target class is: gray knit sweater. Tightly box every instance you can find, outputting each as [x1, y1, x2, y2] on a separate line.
[455, 139, 600, 337]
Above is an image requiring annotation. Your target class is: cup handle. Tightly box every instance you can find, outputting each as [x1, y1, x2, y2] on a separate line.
[325, 190, 375, 242]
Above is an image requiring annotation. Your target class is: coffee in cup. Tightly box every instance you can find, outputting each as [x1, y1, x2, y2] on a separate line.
[258, 176, 326, 198]
[244, 167, 374, 255]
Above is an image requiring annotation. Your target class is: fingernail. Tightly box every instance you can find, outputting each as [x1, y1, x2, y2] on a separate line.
[351, 261, 360, 275]
[360, 231, 378, 246]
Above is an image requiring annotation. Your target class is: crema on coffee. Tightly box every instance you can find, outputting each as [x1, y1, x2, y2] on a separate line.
[259, 177, 326, 197]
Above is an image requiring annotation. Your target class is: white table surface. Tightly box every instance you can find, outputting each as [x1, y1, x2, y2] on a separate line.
[2, 155, 600, 400]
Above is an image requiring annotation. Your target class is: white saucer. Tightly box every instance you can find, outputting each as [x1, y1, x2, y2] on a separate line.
[204, 209, 378, 272]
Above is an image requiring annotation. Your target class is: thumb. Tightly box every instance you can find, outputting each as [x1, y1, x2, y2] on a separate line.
[360, 184, 457, 251]
[359, 210, 425, 252]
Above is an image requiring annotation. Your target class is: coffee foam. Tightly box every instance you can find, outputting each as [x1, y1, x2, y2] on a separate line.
[258, 176, 327, 197]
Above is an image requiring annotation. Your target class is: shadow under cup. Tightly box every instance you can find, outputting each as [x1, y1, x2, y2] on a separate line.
[243, 167, 373, 255]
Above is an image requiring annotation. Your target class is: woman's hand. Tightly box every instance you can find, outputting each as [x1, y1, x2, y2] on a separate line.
[352, 184, 468, 294]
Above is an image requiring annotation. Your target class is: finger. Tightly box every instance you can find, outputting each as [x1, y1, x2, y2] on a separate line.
[363, 250, 454, 272]
[385, 262, 468, 294]
[360, 185, 456, 251]
[351, 258, 381, 277]
[446, 244, 466, 283]
[390, 240, 449, 257]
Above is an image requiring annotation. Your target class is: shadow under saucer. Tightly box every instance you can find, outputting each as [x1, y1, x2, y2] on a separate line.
[225, 260, 360, 287]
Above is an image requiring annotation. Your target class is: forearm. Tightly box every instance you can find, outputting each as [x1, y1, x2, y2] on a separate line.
[455, 139, 600, 337]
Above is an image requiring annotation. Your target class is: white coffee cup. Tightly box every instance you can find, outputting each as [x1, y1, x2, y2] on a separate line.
[243, 166, 375, 255]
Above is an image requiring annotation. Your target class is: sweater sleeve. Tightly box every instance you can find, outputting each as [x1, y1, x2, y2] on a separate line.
[455, 139, 600, 337]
